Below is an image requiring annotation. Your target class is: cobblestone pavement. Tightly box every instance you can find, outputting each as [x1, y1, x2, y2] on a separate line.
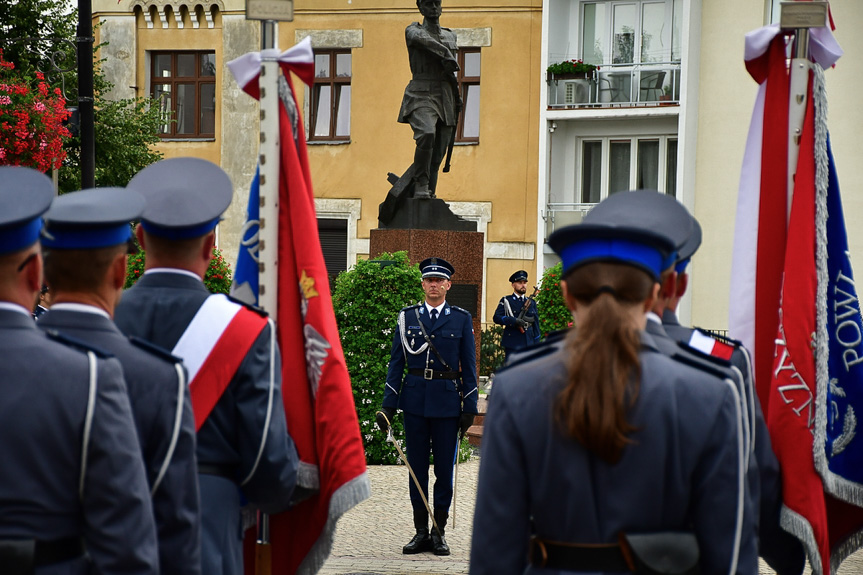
[318, 456, 863, 574]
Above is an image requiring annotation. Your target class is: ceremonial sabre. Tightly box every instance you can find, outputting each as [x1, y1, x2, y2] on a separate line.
[452, 430, 463, 528]
[376, 411, 442, 537]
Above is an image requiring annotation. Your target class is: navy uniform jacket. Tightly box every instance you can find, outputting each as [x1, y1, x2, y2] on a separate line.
[115, 271, 299, 575]
[384, 302, 479, 417]
[493, 294, 541, 351]
[661, 309, 804, 575]
[470, 332, 757, 575]
[0, 306, 158, 574]
[39, 306, 201, 575]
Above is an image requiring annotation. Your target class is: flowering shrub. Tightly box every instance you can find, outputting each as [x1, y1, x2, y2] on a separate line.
[125, 246, 233, 294]
[547, 59, 599, 76]
[0, 50, 70, 171]
[536, 262, 573, 337]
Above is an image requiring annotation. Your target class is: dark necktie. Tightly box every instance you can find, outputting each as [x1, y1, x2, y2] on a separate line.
[430, 308, 438, 325]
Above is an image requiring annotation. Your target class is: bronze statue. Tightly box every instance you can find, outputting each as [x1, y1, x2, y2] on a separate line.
[398, 0, 462, 200]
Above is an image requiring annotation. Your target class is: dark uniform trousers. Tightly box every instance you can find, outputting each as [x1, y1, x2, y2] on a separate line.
[38, 308, 200, 575]
[383, 303, 478, 513]
[115, 271, 299, 575]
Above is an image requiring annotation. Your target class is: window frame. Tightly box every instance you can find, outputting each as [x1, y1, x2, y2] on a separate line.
[456, 47, 481, 144]
[580, 0, 677, 66]
[575, 134, 678, 201]
[309, 49, 352, 143]
[150, 51, 216, 139]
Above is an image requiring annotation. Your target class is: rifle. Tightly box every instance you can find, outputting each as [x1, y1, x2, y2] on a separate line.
[442, 72, 461, 173]
[515, 286, 539, 333]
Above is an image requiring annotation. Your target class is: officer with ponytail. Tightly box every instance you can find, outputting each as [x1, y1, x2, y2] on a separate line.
[470, 191, 757, 575]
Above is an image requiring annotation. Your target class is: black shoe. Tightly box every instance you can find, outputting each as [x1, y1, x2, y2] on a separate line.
[431, 529, 450, 556]
[403, 530, 431, 554]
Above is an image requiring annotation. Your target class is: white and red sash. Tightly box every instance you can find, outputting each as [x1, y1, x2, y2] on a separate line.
[172, 294, 268, 431]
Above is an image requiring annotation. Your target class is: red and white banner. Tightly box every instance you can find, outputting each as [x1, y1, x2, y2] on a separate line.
[229, 38, 370, 574]
[728, 20, 863, 575]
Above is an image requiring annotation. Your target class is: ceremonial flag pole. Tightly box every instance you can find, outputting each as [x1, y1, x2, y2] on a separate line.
[228, 35, 371, 575]
[729, 3, 863, 573]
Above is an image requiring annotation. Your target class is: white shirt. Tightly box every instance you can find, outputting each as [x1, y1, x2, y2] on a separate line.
[50, 302, 112, 320]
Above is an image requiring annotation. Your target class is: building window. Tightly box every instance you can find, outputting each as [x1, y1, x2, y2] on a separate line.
[151, 51, 216, 138]
[768, 0, 782, 24]
[310, 50, 351, 142]
[577, 135, 677, 201]
[580, 0, 682, 66]
[456, 48, 480, 143]
[317, 218, 348, 288]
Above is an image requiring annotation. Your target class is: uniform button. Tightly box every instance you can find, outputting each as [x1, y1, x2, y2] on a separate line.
[430, 360, 435, 364]
[431, 335, 435, 339]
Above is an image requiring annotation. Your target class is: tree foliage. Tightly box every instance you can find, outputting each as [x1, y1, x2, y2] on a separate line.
[0, 0, 77, 74]
[58, 68, 164, 193]
[0, 2, 163, 191]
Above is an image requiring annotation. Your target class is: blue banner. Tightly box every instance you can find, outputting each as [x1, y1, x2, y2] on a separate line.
[229, 167, 260, 306]
[824, 135, 863, 490]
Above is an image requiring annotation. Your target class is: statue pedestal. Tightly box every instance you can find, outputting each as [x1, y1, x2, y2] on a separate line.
[379, 197, 475, 231]
[370, 228, 484, 360]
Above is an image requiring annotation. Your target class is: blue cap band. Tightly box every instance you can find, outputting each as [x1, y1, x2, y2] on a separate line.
[559, 238, 674, 280]
[140, 217, 220, 240]
[674, 258, 691, 273]
[0, 218, 43, 255]
[42, 224, 132, 250]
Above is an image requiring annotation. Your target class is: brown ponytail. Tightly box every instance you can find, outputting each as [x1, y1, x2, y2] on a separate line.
[554, 262, 654, 463]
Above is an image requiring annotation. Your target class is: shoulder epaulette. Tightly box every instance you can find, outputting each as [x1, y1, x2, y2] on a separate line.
[501, 344, 560, 374]
[694, 327, 743, 348]
[503, 329, 571, 369]
[44, 329, 113, 359]
[669, 348, 732, 381]
[225, 294, 269, 318]
[450, 305, 471, 316]
[402, 303, 422, 312]
[129, 336, 183, 364]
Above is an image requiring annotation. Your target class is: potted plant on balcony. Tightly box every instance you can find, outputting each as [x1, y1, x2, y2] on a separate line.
[546, 59, 599, 83]
[659, 84, 673, 104]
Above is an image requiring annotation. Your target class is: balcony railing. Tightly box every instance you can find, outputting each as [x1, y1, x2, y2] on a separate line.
[544, 203, 597, 239]
[547, 61, 681, 109]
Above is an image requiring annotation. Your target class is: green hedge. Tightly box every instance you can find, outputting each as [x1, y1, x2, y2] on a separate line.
[479, 323, 505, 376]
[332, 252, 422, 464]
[536, 262, 572, 337]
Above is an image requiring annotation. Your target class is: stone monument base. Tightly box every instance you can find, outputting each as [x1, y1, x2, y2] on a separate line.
[370, 228, 484, 360]
[380, 197, 475, 231]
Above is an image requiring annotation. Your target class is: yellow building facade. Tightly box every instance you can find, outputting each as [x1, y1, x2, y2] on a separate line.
[94, 0, 543, 325]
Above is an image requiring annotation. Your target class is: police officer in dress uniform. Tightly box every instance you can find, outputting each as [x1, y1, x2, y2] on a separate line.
[38, 188, 201, 575]
[658, 206, 805, 575]
[470, 199, 757, 574]
[399, 0, 462, 199]
[0, 167, 158, 574]
[113, 158, 299, 575]
[379, 257, 478, 556]
[493, 270, 541, 361]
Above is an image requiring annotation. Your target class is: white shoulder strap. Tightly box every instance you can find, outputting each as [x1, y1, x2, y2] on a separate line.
[151, 362, 187, 495]
[80, 351, 98, 500]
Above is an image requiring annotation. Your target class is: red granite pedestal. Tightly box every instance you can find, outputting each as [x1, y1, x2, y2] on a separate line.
[370, 228, 484, 360]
